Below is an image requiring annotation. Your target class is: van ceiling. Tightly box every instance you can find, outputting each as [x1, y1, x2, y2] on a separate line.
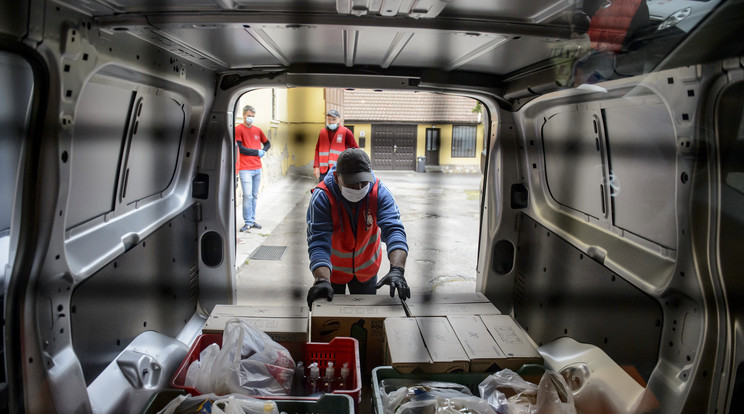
[55, 0, 737, 106]
[66, 1, 580, 77]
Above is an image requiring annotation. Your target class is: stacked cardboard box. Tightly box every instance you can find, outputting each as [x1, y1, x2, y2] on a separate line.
[384, 314, 542, 373]
[310, 296, 407, 374]
[403, 292, 501, 317]
[202, 305, 308, 358]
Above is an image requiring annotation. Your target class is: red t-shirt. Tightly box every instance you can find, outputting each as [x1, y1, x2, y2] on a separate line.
[235, 123, 268, 171]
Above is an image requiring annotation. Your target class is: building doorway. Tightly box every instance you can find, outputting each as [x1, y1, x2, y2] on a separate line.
[370, 124, 416, 170]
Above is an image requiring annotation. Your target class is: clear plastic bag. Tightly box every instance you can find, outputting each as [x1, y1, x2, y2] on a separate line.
[184, 319, 295, 396]
[478, 369, 577, 414]
[379, 379, 494, 414]
[157, 393, 279, 414]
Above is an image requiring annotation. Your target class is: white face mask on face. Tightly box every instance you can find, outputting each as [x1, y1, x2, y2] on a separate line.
[327, 123, 338, 130]
[341, 183, 370, 203]
[245, 116, 254, 125]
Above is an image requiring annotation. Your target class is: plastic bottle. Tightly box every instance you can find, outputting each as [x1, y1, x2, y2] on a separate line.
[323, 362, 335, 392]
[307, 362, 320, 395]
[291, 361, 306, 396]
[337, 362, 350, 390]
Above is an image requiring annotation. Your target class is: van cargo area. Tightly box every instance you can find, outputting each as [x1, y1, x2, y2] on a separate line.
[3, 0, 744, 413]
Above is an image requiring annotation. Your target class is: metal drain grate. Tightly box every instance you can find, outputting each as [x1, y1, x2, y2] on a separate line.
[250, 245, 288, 260]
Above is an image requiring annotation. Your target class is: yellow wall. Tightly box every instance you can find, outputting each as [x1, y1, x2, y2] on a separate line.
[415, 124, 483, 166]
[287, 88, 326, 168]
[346, 123, 372, 153]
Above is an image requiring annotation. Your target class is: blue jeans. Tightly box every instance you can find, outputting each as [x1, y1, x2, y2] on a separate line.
[239, 169, 261, 225]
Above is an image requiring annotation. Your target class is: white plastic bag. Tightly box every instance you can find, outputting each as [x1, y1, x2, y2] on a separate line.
[184, 319, 295, 396]
[157, 393, 279, 414]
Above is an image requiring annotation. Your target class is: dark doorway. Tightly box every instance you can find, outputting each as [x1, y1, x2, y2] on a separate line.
[425, 128, 440, 166]
[370, 124, 416, 170]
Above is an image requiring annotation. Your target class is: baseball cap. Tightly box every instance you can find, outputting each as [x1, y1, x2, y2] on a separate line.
[335, 149, 374, 184]
[326, 109, 340, 117]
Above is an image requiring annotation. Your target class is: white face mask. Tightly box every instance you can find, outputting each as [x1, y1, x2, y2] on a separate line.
[341, 183, 370, 203]
[327, 123, 338, 130]
[245, 116, 254, 124]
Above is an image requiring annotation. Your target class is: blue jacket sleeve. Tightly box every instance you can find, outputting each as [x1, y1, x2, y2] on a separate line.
[376, 182, 408, 254]
[306, 189, 334, 272]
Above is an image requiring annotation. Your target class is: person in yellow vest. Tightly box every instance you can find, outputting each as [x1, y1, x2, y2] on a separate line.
[313, 109, 358, 182]
[306, 149, 410, 308]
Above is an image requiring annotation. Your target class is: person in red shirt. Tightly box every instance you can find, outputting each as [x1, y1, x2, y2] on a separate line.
[313, 109, 358, 182]
[236, 105, 270, 232]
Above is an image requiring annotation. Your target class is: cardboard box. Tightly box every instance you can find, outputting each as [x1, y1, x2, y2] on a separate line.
[203, 305, 309, 359]
[329, 294, 402, 306]
[406, 292, 491, 304]
[384, 317, 469, 374]
[480, 314, 543, 370]
[311, 302, 407, 374]
[405, 301, 501, 317]
[383, 317, 432, 373]
[416, 317, 469, 372]
[447, 315, 507, 372]
[207, 304, 308, 318]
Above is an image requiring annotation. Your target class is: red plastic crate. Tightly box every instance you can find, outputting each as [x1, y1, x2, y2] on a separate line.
[170, 334, 362, 405]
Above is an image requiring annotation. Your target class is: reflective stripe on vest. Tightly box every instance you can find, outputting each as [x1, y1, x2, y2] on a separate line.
[317, 126, 350, 174]
[316, 179, 382, 284]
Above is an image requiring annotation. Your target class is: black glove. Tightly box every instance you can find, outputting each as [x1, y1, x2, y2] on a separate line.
[375, 266, 410, 300]
[307, 279, 333, 309]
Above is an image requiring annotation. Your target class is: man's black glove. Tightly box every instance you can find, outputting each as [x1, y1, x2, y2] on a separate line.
[307, 279, 333, 309]
[375, 266, 410, 300]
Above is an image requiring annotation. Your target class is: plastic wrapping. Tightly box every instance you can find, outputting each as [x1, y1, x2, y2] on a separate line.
[379, 379, 494, 414]
[184, 319, 295, 396]
[157, 393, 279, 414]
[478, 369, 577, 414]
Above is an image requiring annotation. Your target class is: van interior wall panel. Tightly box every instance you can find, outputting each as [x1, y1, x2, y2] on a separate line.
[67, 80, 134, 228]
[70, 208, 199, 385]
[716, 79, 744, 410]
[514, 214, 663, 381]
[122, 94, 185, 204]
[602, 102, 678, 249]
[0, 52, 33, 234]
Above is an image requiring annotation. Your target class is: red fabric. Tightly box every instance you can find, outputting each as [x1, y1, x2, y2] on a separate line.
[587, 0, 643, 52]
[313, 126, 358, 172]
[317, 179, 382, 284]
[235, 123, 267, 171]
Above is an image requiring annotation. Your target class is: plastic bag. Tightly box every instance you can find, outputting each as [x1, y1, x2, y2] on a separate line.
[392, 392, 496, 414]
[478, 369, 577, 414]
[479, 369, 538, 413]
[379, 379, 494, 414]
[184, 319, 295, 396]
[157, 393, 279, 414]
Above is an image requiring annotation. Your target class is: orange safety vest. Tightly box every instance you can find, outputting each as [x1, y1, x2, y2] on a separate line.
[317, 179, 382, 284]
[317, 126, 352, 174]
[587, 0, 643, 52]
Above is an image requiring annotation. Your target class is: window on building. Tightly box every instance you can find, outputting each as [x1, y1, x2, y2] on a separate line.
[452, 125, 476, 157]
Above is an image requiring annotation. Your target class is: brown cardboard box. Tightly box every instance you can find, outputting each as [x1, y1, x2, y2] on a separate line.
[383, 317, 432, 373]
[384, 317, 469, 374]
[406, 292, 491, 304]
[405, 301, 501, 317]
[203, 305, 309, 359]
[447, 314, 507, 372]
[416, 317, 469, 373]
[480, 314, 543, 370]
[311, 302, 406, 374]
[206, 304, 308, 319]
[329, 294, 402, 306]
